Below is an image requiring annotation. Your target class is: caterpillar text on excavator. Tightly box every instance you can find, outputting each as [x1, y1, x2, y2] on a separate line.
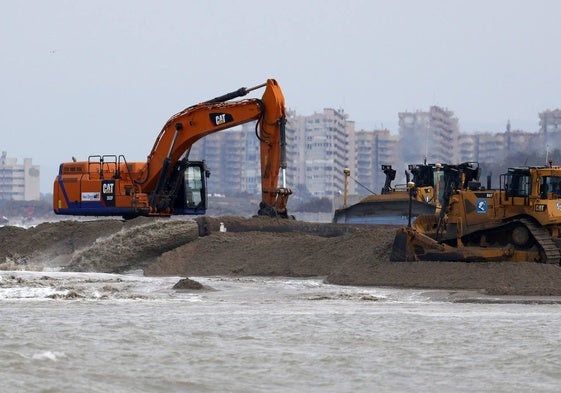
[390, 161, 561, 264]
[53, 79, 292, 219]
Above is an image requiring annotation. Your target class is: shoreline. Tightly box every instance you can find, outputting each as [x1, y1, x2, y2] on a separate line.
[3, 216, 561, 298]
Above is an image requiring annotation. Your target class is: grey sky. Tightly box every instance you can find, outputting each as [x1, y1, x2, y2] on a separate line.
[2, 0, 561, 193]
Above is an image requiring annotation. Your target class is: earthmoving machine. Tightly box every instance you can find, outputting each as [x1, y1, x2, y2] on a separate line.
[391, 162, 561, 264]
[53, 79, 292, 219]
[333, 162, 447, 224]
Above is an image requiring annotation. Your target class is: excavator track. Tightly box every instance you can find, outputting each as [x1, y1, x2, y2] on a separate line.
[518, 218, 561, 264]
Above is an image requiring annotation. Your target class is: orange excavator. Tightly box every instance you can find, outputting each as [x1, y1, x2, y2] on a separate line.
[53, 79, 292, 219]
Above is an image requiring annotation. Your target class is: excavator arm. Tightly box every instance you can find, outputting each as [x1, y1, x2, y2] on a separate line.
[53, 79, 292, 218]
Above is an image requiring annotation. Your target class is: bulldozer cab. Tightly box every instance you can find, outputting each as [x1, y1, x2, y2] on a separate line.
[501, 166, 561, 204]
[409, 164, 436, 188]
[407, 163, 443, 205]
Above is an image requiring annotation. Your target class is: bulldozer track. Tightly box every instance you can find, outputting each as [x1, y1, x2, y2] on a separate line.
[519, 218, 561, 264]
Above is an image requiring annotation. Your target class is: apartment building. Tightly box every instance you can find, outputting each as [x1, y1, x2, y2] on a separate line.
[398, 106, 459, 165]
[354, 128, 398, 195]
[539, 109, 561, 151]
[299, 108, 353, 198]
[458, 132, 504, 163]
[459, 121, 538, 164]
[505, 129, 538, 157]
[0, 151, 40, 200]
[285, 109, 306, 192]
[188, 126, 246, 195]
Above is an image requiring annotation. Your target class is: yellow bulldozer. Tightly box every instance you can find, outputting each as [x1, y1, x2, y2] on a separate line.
[390, 162, 561, 264]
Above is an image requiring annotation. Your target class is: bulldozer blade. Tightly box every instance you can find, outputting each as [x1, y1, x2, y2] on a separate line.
[389, 229, 411, 261]
[390, 226, 448, 262]
[389, 226, 543, 263]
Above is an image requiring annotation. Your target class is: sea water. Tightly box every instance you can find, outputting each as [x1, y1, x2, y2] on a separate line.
[1, 271, 561, 393]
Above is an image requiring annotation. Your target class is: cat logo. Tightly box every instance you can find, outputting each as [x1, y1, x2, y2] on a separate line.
[214, 113, 226, 125]
[102, 180, 116, 207]
[210, 112, 234, 126]
[102, 183, 114, 194]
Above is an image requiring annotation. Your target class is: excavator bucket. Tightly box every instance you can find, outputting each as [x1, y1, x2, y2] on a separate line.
[389, 226, 544, 263]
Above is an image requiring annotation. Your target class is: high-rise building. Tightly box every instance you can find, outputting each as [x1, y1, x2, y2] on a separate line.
[188, 126, 246, 195]
[354, 128, 398, 194]
[398, 106, 459, 165]
[299, 108, 353, 198]
[0, 152, 40, 200]
[459, 121, 538, 164]
[539, 109, 561, 152]
[457, 133, 478, 163]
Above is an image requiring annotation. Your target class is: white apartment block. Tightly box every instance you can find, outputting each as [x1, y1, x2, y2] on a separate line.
[188, 126, 247, 195]
[458, 132, 504, 163]
[540, 109, 561, 152]
[505, 129, 538, 156]
[398, 106, 459, 165]
[0, 151, 40, 200]
[300, 108, 353, 198]
[474, 132, 504, 163]
[459, 121, 538, 164]
[354, 128, 398, 195]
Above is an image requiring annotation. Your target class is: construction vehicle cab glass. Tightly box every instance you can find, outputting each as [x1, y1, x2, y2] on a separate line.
[503, 168, 531, 198]
[539, 175, 561, 199]
[172, 162, 207, 215]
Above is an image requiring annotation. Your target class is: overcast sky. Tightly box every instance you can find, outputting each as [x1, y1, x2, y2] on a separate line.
[2, 0, 561, 193]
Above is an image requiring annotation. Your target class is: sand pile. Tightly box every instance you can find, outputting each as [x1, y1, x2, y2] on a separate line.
[65, 219, 199, 273]
[2, 215, 561, 296]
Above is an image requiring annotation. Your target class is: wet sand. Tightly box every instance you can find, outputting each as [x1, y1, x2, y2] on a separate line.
[3, 216, 561, 298]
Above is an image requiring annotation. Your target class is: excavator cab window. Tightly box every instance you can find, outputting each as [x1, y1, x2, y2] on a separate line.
[171, 162, 207, 214]
[184, 164, 206, 209]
